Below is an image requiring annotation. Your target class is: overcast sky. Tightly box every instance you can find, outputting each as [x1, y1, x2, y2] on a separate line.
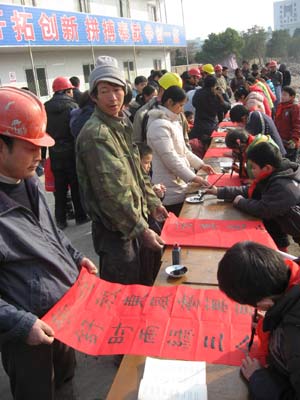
[171, 0, 276, 40]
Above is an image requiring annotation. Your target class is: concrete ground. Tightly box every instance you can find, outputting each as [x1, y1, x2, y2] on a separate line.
[0, 190, 118, 400]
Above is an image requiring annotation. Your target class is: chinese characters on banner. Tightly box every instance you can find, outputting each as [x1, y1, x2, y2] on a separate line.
[42, 269, 265, 366]
[0, 4, 185, 47]
[160, 213, 277, 249]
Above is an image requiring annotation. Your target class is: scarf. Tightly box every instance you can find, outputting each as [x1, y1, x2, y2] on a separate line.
[247, 169, 273, 198]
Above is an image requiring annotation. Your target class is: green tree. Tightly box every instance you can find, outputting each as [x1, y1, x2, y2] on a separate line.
[266, 29, 291, 59]
[288, 36, 300, 61]
[293, 28, 300, 38]
[195, 28, 244, 64]
[241, 26, 267, 64]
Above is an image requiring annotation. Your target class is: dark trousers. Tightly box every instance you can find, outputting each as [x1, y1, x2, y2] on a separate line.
[263, 219, 290, 248]
[92, 220, 161, 285]
[50, 148, 86, 224]
[1, 340, 76, 400]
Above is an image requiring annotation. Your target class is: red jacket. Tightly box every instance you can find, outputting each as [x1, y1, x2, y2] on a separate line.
[275, 100, 300, 147]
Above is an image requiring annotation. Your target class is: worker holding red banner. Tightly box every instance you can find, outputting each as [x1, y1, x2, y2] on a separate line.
[76, 56, 168, 285]
[0, 87, 97, 400]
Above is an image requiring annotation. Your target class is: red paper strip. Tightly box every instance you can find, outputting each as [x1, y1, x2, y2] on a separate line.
[207, 173, 241, 187]
[211, 131, 227, 137]
[42, 269, 266, 366]
[218, 121, 240, 128]
[160, 213, 277, 249]
[205, 147, 232, 158]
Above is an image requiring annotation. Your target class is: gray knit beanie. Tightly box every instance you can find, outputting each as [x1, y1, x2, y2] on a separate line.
[89, 56, 126, 92]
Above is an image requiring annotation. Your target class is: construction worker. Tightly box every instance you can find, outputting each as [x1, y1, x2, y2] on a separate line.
[0, 87, 97, 400]
[45, 77, 89, 229]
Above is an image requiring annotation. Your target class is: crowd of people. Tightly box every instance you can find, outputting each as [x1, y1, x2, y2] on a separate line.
[1, 54, 300, 399]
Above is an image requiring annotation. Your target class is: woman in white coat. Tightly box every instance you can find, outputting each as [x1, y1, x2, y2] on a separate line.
[147, 86, 215, 216]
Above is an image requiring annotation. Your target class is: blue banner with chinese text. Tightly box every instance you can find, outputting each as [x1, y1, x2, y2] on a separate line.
[0, 4, 186, 47]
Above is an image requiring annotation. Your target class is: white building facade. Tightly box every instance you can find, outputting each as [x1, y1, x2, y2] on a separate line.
[0, 0, 185, 99]
[274, 0, 300, 35]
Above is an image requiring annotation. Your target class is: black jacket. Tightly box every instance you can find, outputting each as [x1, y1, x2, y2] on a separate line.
[249, 284, 300, 399]
[218, 160, 300, 239]
[191, 87, 231, 142]
[70, 104, 94, 139]
[44, 93, 78, 145]
[0, 176, 82, 345]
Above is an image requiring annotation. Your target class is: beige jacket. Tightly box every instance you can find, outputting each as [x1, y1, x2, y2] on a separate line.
[147, 106, 204, 205]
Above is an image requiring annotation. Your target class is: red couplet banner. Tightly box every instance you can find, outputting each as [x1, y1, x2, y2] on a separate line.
[205, 147, 232, 158]
[211, 131, 227, 137]
[218, 121, 241, 128]
[207, 173, 241, 187]
[42, 269, 265, 366]
[160, 213, 277, 249]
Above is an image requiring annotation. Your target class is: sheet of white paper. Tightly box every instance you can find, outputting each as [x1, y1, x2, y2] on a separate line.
[138, 358, 207, 400]
[138, 380, 207, 400]
[219, 161, 232, 168]
[143, 357, 206, 385]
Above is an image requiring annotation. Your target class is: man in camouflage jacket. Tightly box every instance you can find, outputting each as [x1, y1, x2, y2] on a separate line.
[76, 56, 167, 284]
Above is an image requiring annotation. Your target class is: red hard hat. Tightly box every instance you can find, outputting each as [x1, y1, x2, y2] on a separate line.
[0, 87, 54, 147]
[214, 64, 223, 72]
[188, 68, 201, 78]
[52, 76, 74, 92]
[269, 60, 277, 67]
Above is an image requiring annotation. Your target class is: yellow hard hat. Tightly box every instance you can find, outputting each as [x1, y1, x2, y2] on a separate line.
[158, 72, 183, 90]
[202, 64, 215, 75]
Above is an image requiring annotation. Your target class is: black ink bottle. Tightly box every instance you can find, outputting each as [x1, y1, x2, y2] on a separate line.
[172, 243, 181, 265]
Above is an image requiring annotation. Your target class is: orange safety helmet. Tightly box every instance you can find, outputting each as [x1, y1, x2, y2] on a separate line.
[52, 76, 74, 93]
[214, 64, 223, 72]
[188, 67, 201, 78]
[0, 87, 55, 147]
[269, 60, 277, 68]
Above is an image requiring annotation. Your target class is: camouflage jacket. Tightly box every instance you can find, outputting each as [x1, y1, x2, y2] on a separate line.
[76, 107, 161, 240]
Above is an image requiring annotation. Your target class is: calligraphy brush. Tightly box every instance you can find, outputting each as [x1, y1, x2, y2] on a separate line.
[248, 308, 258, 352]
[197, 169, 229, 201]
[207, 169, 227, 188]
[197, 170, 227, 201]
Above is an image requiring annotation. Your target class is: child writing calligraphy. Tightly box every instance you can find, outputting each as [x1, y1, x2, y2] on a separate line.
[206, 141, 300, 251]
[218, 241, 300, 400]
[225, 128, 279, 179]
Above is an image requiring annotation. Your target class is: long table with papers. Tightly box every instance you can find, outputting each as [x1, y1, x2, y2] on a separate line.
[106, 131, 256, 400]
